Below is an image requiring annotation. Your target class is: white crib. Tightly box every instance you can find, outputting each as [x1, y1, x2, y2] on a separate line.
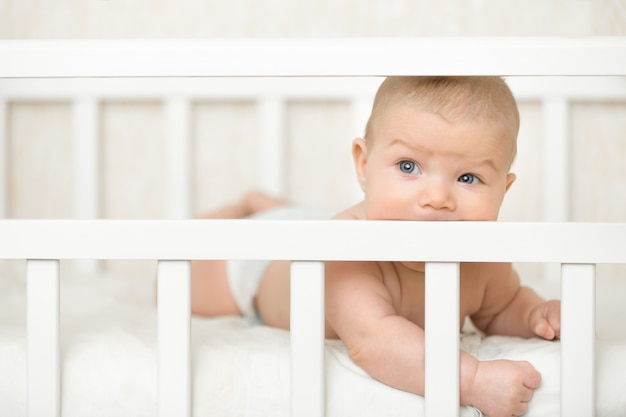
[1, 38, 626, 417]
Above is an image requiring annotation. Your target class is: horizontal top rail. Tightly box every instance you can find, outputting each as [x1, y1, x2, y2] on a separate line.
[0, 77, 381, 100]
[2, 76, 626, 101]
[0, 37, 625, 78]
[0, 220, 624, 263]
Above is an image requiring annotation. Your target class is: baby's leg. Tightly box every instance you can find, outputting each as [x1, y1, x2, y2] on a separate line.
[199, 191, 287, 219]
[191, 191, 288, 317]
[191, 259, 240, 316]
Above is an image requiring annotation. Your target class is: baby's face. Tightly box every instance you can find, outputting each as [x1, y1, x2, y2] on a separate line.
[355, 104, 516, 221]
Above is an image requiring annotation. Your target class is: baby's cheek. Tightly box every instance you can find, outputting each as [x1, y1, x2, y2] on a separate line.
[365, 203, 403, 220]
[473, 206, 501, 221]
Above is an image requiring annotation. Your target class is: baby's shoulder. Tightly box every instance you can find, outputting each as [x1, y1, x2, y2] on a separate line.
[460, 262, 516, 287]
[325, 259, 390, 291]
[333, 201, 365, 220]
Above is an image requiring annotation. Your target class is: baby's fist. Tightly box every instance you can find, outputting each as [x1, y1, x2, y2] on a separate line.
[529, 300, 561, 340]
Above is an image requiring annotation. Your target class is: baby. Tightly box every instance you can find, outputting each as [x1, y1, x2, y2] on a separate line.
[191, 76, 561, 417]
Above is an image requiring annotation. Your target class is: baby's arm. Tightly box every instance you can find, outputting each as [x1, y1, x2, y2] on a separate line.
[326, 261, 541, 417]
[472, 264, 561, 340]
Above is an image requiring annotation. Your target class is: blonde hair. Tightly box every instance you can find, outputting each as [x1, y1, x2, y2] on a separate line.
[364, 76, 520, 158]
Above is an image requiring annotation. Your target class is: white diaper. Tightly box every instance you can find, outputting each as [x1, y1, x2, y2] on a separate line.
[226, 205, 337, 322]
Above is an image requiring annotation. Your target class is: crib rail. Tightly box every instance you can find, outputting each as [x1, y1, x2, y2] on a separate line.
[1, 220, 624, 262]
[2, 219, 625, 417]
[1, 38, 625, 77]
[2, 36, 625, 417]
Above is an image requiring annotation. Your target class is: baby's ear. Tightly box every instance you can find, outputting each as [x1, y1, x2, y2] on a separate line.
[505, 172, 517, 192]
[352, 138, 368, 191]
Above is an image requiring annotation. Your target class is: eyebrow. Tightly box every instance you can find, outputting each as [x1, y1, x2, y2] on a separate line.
[388, 138, 502, 172]
[473, 157, 499, 172]
[388, 137, 427, 153]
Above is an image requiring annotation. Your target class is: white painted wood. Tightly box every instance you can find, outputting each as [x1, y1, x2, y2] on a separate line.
[72, 98, 99, 219]
[0, 98, 6, 218]
[425, 262, 460, 417]
[1, 38, 625, 78]
[27, 260, 60, 417]
[541, 99, 569, 222]
[290, 261, 325, 417]
[258, 98, 285, 196]
[165, 98, 191, 219]
[541, 99, 570, 287]
[1, 220, 625, 264]
[71, 98, 100, 274]
[157, 260, 191, 417]
[561, 263, 596, 417]
[2, 76, 626, 101]
[0, 77, 384, 100]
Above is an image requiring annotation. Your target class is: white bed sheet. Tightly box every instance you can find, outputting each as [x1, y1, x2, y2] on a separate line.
[1, 266, 625, 417]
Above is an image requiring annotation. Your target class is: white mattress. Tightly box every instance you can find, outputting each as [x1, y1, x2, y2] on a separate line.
[1, 265, 625, 417]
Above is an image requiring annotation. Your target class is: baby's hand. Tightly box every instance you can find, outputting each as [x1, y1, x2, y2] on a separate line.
[470, 359, 541, 417]
[528, 300, 561, 340]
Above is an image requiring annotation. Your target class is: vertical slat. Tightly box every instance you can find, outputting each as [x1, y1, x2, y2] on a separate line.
[72, 98, 99, 220]
[258, 98, 285, 197]
[541, 99, 570, 286]
[157, 260, 191, 417]
[290, 261, 325, 417]
[165, 98, 191, 219]
[27, 259, 60, 417]
[561, 263, 595, 416]
[541, 99, 569, 222]
[425, 262, 460, 417]
[0, 98, 7, 217]
[72, 98, 99, 273]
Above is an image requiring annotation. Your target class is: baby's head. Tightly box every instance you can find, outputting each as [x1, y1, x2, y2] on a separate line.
[354, 76, 520, 221]
[364, 76, 519, 168]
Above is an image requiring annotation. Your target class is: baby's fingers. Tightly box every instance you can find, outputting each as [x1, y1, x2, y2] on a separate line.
[520, 361, 542, 389]
[533, 317, 556, 340]
[530, 300, 561, 340]
[546, 300, 561, 339]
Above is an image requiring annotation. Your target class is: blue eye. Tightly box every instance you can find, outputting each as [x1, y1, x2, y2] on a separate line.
[458, 173, 480, 184]
[398, 160, 420, 175]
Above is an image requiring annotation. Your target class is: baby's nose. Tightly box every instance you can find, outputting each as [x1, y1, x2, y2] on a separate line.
[418, 181, 455, 211]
